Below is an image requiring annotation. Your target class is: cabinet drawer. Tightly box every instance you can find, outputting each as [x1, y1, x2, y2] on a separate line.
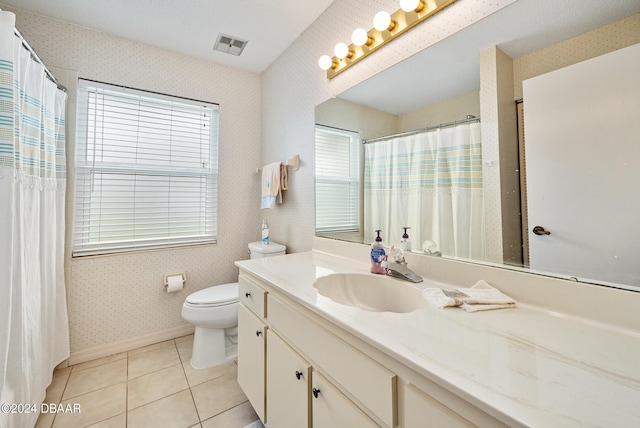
[269, 295, 396, 427]
[239, 274, 268, 318]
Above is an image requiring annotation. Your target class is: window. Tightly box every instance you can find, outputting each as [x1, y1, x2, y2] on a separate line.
[73, 79, 218, 256]
[315, 125, 360, 233]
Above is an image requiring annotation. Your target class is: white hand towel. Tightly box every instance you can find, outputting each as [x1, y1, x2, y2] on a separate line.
[422, 281, 516, 312]
[421, 288, 464, 309]
[261, 162, 281, 209]
[457, 280, 516, 305]
[460, 302, 515, 312]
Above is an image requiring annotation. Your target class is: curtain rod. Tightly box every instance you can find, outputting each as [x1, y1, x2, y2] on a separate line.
[362, 115, 480, 145]
[14, 27, 66, 92]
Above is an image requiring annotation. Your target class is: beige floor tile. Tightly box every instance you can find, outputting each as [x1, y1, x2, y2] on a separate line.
[52, 382, 127, 428]
[62, 359, 127, 400]
[191, 372, 248, 421]
[127, 339, 175, 357]
[201, 401, 258, 428]
[86, 412, 126, 427]
[34, 411, 55, 428]
[44, 366, 72, 404]
[127, 344, 181, 379]
[176, 337, 194, 362]
[72, 352, 127, 373]
[127, 363, 189, 410]
[182, 359, 236, 388]
[126, 390, 199, 428]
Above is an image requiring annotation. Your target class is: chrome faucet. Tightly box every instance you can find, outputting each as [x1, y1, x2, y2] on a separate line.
[381, 260, 423, 283]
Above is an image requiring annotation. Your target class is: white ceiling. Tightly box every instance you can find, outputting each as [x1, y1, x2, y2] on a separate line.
[339, 0, 640, 114]
[1, 0, 335, 74]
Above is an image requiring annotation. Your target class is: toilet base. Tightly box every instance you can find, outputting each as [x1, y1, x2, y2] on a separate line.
[190, 326, 238, 369]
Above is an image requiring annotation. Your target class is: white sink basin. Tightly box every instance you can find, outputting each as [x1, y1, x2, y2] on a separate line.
[313, 273, 428, 313]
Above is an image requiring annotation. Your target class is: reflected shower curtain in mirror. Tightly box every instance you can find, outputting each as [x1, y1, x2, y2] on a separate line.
[0, 11, 69, 428]
[364, 122, 484, 260]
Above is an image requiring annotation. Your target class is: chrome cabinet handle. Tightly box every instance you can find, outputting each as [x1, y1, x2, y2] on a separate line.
[312, 388, 320, 398]
[533, 226, 551, 236]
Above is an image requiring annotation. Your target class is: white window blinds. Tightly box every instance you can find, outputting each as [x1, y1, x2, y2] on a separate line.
[73, 79, 219, 256]
[315, 125, 360, 233]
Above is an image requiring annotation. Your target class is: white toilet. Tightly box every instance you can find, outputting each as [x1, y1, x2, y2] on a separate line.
[181, 241, 286, 369]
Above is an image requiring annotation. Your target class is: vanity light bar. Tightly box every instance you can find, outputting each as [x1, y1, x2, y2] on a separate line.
[321, 0, 458, 79]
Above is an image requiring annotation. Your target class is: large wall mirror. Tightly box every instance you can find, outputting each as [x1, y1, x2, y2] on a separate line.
[315, 0, 640, 291]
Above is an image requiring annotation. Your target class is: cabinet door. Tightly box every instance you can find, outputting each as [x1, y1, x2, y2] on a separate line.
[404, 384, 474, 428]
[266, 330, 311, 428]
[237, 304, 267, 423]
[312, 372, 377, 428]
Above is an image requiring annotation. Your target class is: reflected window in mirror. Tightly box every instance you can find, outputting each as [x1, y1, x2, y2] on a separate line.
[315, 125, 361, 240]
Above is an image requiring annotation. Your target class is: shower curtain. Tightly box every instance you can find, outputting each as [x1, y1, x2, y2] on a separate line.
[364, 122, 484, 260]
[0, 11, 70, 428]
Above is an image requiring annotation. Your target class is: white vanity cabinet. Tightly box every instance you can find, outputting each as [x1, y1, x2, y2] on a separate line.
[266, 327, 377, 428]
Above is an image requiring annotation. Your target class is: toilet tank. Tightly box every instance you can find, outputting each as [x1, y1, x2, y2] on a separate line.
[248, 241, 286, 259]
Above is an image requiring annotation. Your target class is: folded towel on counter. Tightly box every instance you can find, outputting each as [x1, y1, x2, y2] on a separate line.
[422, 280, 516, 312]
[458, 280, 516, 306]
[422, 288, 464, 309]
[261, 162, 282, 209]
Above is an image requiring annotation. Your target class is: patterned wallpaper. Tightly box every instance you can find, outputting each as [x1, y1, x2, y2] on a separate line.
[7, 0, 637, 359]
[5, 5, 263, 356]
[513, 13, 640, 100]
[47, 0, 513, 356]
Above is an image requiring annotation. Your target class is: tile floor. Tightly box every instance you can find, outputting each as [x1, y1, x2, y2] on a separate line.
[35, 334, 260, 428]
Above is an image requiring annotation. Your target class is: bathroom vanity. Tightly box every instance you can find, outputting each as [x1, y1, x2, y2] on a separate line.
[235, 241, 640, 427]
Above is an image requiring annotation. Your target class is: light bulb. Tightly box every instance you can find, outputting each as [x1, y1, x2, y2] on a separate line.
[334, 42, 349, 59]
[400, 0, 424, 12]
[373, 11, 393, 32]
[351, 28, 370, 47]
[318, 55, 333, 71]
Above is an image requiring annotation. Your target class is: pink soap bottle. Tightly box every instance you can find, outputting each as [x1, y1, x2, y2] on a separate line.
[370, 230, 387, 274]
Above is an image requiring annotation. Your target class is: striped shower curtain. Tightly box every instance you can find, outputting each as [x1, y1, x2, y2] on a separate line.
[0, 11, 69, 428]
[364, 122, 485, 260]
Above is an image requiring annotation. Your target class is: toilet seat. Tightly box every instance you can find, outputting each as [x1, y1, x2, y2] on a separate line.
[185, 282, 238, 307]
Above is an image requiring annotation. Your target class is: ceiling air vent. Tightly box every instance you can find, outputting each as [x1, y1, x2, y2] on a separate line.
[213, 33, 248, 56]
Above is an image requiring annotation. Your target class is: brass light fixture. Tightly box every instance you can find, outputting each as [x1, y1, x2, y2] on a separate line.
[319, 0, 458, 78]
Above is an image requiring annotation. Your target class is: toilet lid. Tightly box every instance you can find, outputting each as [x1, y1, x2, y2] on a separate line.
[186, 282, 239, 306]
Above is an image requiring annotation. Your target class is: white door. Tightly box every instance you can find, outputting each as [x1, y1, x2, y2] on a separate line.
[523, 43, 640, 288]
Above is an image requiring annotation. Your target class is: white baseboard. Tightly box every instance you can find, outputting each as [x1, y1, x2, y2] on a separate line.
[67, 324, 195, 366]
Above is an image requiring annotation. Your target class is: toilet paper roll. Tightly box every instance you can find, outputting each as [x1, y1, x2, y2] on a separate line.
[166, 275, 184, 293]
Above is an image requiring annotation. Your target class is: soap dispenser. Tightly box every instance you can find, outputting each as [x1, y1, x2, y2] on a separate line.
[370, 230, 387, 274]
[400, 227, 412, 252]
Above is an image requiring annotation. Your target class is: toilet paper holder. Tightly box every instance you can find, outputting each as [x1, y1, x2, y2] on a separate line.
[164, 272, 186, 291]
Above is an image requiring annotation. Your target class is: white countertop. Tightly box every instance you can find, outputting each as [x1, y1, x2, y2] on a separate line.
[235, 250, 640, 427]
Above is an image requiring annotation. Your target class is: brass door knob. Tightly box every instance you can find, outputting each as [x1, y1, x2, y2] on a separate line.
[533, 226, 551, 236]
